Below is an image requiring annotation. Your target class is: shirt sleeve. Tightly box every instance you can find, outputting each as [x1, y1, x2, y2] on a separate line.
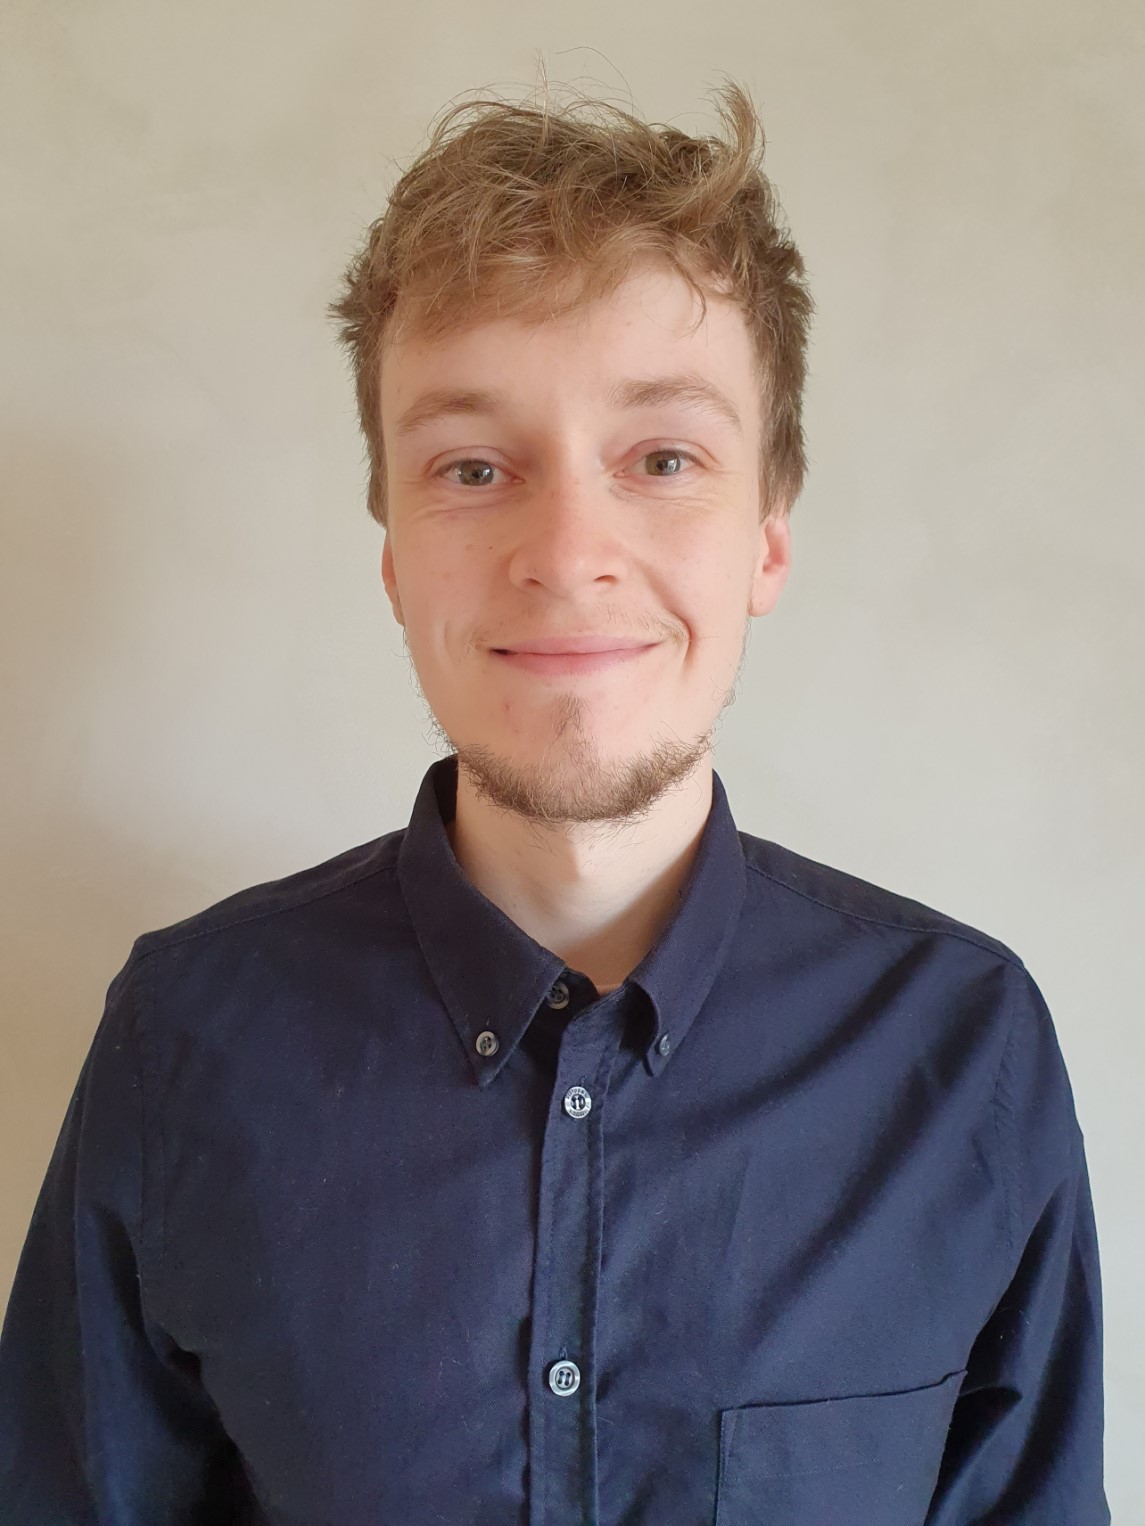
[926, 962, 1110, 1524]
[0, 950, 249, 1524]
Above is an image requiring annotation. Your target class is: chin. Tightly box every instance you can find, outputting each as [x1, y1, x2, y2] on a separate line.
[451, 723, 714, 824]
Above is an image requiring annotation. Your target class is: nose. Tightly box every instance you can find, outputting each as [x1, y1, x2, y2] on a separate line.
[506, 471, 629, 596]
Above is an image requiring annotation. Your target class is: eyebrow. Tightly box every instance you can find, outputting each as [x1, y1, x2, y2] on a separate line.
[392, 371, 743, 439]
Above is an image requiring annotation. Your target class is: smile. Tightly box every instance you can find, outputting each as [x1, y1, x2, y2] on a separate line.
[492, 646, 657, 677]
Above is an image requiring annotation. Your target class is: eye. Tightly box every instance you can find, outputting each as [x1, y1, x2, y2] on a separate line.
[437, 458, 506, 488]
[435, 448, 700, 488]
[638, 448, 698, 477]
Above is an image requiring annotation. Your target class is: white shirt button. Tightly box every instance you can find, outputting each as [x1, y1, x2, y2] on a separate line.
[545, 980, 570, 1010]
[547, 1359, 581, 1396]
[475, 1031, 499, 1056]
[563, 1086, 592, 1120]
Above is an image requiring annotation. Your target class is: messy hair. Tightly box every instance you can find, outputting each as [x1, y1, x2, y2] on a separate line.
[330, 77, 813, 526]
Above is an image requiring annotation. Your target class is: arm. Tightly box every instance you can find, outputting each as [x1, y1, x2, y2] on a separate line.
[0, 951, 248, 1524]
[927, 965, 1109, 1524]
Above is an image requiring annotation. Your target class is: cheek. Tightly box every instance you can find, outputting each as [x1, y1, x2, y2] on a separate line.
[670, 543, 753, 642]
[399, 540, 483, 650]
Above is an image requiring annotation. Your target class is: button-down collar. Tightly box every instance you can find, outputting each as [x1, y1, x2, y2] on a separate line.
[396, 755, 747, 1085]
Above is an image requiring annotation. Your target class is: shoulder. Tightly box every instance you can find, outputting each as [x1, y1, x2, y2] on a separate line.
[737, 834, 1082, 1159]
[126, 829, 406, 966]
[736, 833, 1078, 1132]
[738, 831, 1025, 970]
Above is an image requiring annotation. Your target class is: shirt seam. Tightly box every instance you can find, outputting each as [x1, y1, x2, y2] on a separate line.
[132, 856, 400, 959]
[742, 859, 1026, 968]
[991, 975, 1021, 1264]
[131, 948, 167, 1309]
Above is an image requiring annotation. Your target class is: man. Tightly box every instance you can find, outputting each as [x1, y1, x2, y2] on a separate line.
[0, 81, 1107, 1523]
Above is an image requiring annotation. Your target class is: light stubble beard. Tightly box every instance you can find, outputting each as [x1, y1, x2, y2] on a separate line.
[439, 703, 712, 826]
[411, 622, 750, 828]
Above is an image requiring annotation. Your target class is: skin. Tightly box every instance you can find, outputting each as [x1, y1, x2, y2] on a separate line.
[379, 258, 791, 992]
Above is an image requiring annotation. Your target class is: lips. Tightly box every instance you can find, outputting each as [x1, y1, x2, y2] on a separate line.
[491, 634, 659, 677]
[494, 636, 652, 655]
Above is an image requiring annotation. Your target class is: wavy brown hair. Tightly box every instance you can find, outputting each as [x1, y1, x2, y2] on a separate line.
[330, 78, 813, 526]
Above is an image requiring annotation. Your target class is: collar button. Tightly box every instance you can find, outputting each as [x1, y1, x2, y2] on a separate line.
[545, 980, 571, 1010]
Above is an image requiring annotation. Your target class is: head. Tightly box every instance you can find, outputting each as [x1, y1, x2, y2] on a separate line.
[330, 80, 814, 827]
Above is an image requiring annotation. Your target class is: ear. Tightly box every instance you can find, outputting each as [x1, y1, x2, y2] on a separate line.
[748, 512, 792, 618]
[380, 533, 405, 627]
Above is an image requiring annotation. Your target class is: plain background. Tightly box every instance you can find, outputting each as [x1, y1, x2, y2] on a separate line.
[2, 0, 1141, 1515]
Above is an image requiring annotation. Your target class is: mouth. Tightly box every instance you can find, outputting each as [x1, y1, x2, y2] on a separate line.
[491, 645, 657, 677]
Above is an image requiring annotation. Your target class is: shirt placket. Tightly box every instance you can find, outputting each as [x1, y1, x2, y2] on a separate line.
[527, 982, 625, 1526]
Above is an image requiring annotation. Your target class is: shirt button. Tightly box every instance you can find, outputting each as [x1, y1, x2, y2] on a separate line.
[545, 980, 570, 1010]
[547, 1359, 581, 1396]
[657, 1034, 671, 1056]
[563, 1085, 592, 1120]
[475, 1031, 499, 1057]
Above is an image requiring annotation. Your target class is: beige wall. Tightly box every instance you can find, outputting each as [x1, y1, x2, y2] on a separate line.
[2, 1, 1141, 1513]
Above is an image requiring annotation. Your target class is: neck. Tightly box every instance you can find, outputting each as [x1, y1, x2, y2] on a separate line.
[445, 759, 714, 993]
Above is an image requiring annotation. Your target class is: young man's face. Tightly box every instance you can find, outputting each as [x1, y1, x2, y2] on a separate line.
[378, 258, 791, 825]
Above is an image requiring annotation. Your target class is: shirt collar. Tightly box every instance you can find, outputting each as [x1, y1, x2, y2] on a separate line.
[396, 755, 747, 1087]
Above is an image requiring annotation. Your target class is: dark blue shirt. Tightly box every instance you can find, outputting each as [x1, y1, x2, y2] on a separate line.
[0, 756, 1108, 1523]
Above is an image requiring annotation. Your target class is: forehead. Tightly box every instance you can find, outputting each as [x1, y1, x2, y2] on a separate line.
[379, 261, 760, 434]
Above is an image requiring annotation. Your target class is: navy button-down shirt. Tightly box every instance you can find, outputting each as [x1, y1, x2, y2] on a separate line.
[0, 756, 1108, 1523]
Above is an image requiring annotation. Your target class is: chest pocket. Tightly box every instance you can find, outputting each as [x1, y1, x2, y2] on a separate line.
[714, 1368, 966, 1526]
